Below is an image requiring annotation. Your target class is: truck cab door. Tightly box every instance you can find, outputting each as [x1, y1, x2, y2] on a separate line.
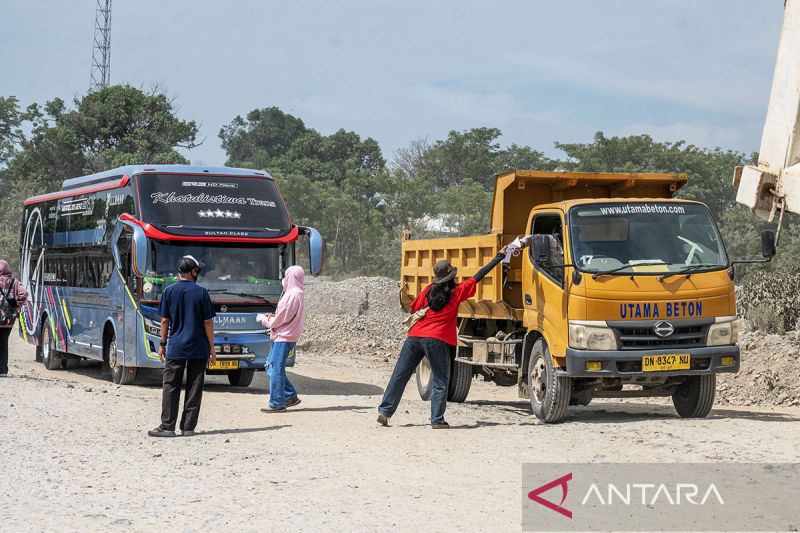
[523, 210, 570, 359]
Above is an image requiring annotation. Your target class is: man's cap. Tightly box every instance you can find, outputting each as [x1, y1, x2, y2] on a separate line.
[432, 259, 457, 284]
[177, 255, 202, 274]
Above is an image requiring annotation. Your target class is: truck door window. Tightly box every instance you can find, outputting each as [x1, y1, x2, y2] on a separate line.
[531, 214, 564, 285]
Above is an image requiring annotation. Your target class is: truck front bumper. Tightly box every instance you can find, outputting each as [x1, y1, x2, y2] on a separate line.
[563, 345, 740, 378]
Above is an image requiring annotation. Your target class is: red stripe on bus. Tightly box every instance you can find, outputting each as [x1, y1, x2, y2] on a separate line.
[24, 175, 131, 206]
[119, 213, 300, 244]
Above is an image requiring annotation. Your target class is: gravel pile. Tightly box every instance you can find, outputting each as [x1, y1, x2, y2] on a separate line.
[300, 277, 406, 368]
[717, 327, 800, 407]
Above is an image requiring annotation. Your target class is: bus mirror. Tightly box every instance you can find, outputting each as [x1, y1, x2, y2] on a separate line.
[299, 226, 324, 277]
[761, 229, 776, 258]
[112, 218, 148, 276]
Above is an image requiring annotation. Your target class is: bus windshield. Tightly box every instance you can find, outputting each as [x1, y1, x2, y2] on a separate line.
[142, 242, 287, 304]
[569, 202, 728, 274]
[136, 174, 291, 235]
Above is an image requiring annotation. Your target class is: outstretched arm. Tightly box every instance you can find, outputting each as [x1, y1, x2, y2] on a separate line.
[472, 245, 508, 283]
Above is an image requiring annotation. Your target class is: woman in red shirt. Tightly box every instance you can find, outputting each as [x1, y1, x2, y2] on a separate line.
[377, 247, 507, 429]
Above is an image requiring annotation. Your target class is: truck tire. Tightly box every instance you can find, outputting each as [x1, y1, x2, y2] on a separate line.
[672, 374, 715, 418]
[528, 339, 571, 423]
[41, 318, 62, 371]
[448, 359, 472, 403]
[416, 357, 433, 400]
[107, 334, 136, 385]
[228, 368, 255, 387]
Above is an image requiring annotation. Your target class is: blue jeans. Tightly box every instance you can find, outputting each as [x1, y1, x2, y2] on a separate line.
[378, 337, 451, 424]
[266, 341, 298, 409]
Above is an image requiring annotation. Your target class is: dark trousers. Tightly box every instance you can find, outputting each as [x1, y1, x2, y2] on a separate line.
[0, 327, 10, 375]
[378, 336, 451, 424]
[160, 358, 207, 431]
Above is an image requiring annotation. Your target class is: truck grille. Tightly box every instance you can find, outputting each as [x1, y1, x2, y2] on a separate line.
[614, 324, 708, 350]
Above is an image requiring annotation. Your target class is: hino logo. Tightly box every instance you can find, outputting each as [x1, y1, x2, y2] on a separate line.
[653, 321, 675, 337]
[220, 305, 228, 312]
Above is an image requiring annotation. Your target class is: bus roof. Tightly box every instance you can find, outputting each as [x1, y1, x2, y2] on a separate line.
[61, 164, 273, 190]
[25, 164, 274, 206]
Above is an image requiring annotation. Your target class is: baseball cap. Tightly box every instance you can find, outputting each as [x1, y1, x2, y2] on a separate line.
[177, 255, 202, 274]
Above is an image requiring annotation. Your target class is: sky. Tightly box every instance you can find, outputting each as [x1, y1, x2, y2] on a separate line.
[0, 0, 785, 166]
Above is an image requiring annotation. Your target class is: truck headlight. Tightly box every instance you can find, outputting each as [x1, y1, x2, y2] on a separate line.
[569, 322, 617, 350]
[707, 317, 741, 346]
[144, 317, 161, 336]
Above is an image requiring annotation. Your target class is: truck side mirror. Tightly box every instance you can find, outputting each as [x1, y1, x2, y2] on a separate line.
[299, 226, 325, 277]
[532, 234, 550, 265]
[761, 230, 776, 258]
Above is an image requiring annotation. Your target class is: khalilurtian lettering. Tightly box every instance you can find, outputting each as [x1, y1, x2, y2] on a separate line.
[150, 192, 276, 208]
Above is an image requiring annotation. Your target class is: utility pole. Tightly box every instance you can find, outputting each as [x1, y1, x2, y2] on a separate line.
[89, 0, 112, 91]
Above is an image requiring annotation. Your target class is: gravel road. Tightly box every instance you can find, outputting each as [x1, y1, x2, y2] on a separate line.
[1, 332, 799, 532]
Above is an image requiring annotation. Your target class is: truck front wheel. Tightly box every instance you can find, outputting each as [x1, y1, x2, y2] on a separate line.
[228, 368, 255, 387]
[672, 374, 716, 418]
[528, 339, 571, 423]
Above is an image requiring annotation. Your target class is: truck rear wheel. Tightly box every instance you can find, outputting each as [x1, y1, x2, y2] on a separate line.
[672, 374, 715, 418]
[448, 359, 472, 403]
[416, 357, 433, 400]
[528, 339, 571, 423]
[228, 368, 255, 387]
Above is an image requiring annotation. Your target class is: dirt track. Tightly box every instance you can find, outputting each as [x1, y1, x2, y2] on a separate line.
[1, 332, 800, 532]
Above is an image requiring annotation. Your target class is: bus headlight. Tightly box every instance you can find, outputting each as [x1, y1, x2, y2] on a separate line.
[144, 318, 161, 336]
[707, 317, 741, 346]
[568, 322, 617, 350]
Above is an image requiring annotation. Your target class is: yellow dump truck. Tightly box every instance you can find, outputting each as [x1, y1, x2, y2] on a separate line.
[401, 170, 776, 422]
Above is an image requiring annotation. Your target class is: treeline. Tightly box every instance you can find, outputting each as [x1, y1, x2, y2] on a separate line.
[1, 85, 796, 278]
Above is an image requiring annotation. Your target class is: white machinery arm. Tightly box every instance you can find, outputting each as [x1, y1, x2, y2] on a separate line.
[735, 0, 800, 221]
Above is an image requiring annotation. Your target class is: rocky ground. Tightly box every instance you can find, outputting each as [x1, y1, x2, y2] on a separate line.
[1, 277, 799, 532]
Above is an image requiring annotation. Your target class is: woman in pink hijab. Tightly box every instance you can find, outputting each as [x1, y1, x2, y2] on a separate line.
[0, 260, 28, 377]
[256, 266, 306, 412]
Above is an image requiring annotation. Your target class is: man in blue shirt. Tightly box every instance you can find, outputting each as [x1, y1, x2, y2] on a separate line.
[149, 255, 216, 437]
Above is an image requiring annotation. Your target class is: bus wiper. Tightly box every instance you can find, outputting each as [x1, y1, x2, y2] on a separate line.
[591, 262, 673, 280]
[658, 263, 722, 282]
[207, 290, 272, 303]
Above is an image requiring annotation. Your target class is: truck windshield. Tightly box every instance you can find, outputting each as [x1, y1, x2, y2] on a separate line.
[142, 242, 287, 304]
[568, 202, 727, 274]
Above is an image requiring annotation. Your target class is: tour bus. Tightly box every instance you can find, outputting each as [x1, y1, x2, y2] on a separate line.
[18, 165, 323, 386]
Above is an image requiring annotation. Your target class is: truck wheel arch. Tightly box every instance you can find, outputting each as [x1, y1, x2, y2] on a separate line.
[519, 329, 544, 395]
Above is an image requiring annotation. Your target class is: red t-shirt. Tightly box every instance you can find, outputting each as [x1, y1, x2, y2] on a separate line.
[407, 278, 477, 346]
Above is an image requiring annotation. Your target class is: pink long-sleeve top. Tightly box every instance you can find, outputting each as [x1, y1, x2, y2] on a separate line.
[257, 266, 306, 343]
[0, 260, 28, 329]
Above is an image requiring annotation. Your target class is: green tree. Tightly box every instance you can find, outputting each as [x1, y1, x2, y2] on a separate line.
[0, 85, 198, 269]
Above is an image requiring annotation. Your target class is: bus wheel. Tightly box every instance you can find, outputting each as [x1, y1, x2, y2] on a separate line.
[528, 339, 571, 423]
[227, 369, 255, 387]
[415, 357, 432, 400]
[672, 374, 715, 418]
[106, 335, 135, 385]
[41, 318, 62, 370]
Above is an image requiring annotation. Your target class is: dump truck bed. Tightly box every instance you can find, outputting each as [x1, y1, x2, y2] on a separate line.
[400, 170, 687, 322]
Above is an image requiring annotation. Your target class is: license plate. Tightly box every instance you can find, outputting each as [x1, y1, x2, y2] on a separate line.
[642, 354, 690, 372]
[208, 359, 239, 370]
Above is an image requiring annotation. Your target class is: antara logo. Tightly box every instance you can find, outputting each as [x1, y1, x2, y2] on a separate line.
[528, 473, 573, 519]
[528, 473, 725, 519]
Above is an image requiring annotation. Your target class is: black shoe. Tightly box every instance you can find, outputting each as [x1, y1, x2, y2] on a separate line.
[181, 430, 195, 437]
[431, 422, 450, 429]
[148, 427, 176, 437]
[285, 397, 302, 408]
[377, 414, 390, 427]
[261, 406, 287, 413]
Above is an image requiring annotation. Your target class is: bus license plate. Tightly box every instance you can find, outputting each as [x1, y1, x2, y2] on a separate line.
[642, 354, 690, 372]
[209, 360, 239, 370]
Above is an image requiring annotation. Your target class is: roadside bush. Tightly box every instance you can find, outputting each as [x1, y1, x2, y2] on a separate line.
[737, 265, 800, 333]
